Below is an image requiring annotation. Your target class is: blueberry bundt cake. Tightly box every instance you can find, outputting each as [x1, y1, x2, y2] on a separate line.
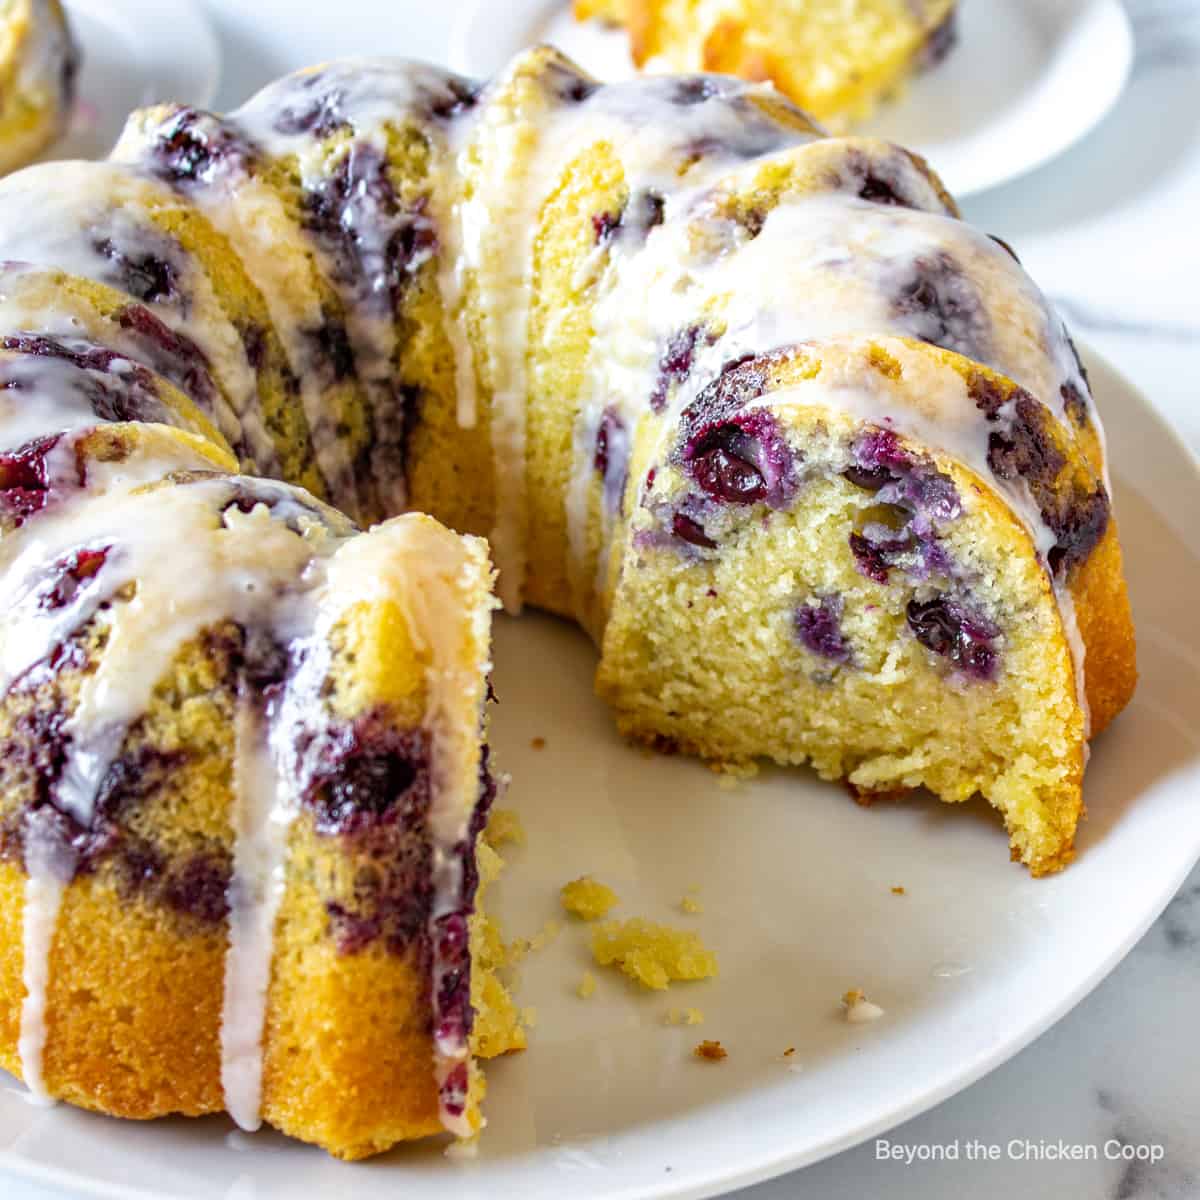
[0, 49, 1133, 1155]
[572, 0, 958, 127]
[0, 0, 77, 175]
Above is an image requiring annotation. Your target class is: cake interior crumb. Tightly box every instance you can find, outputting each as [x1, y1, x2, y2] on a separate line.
[694, 1040, 727, 1061]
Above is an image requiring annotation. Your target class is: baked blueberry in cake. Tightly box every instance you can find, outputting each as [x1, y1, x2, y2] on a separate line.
[0, 47, 1134, 1158]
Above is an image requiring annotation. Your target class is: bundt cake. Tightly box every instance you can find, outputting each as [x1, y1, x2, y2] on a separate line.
[573, 0, 958, 127]
[0, 0, 77, 175]
[0, 48, 1134, 1156]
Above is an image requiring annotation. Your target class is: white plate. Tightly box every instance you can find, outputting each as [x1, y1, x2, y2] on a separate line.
[0, 345, 1198, 1200]
[34, 0, 221, 165]
[448, 0, 1134, 197]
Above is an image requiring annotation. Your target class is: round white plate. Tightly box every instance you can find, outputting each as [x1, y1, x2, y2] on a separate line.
[448, 0, 1134, 197]
[0, 345, 1198, 1200]
[34, 0, 221, 165]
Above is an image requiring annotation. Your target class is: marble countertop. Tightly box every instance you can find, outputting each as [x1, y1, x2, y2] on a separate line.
[3, 1, 1198, 1197]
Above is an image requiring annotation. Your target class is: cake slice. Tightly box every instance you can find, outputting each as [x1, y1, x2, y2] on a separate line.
[0, 448, 518, 1157]
[597, 339, 1134, 875]
[577, 0, 958, 128]
[0, 0, 77, 176]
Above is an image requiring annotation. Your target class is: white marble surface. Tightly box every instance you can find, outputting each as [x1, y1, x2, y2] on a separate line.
[3, 0, 1198, 1196]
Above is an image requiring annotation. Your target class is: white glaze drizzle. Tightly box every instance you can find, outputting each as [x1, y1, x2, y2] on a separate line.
[221, 692, 289, 1131]
[17, 805, 73, 1104]
[235, 61, 466, 514]
[0, 162, 264, 465]
[112, 112, 361, 514]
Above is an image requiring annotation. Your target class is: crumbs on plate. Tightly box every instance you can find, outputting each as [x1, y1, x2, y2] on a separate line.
[841, 988, 885, 1023]
[591, 918, 718, 990]
[560, 875, 619, 920]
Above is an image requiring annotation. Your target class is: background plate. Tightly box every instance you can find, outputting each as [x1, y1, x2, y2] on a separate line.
[448, 0, 1134, 197]
[0, 346, 1198, 1200]
[35, 0, 221, 164]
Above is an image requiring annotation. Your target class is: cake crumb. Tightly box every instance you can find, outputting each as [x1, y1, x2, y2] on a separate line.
[521, 1006, 538, 1029]
[782, 1046, 796, 1057]
[561, 875, 619, 921]
[708, 759, 759, 781]
[680, 894, 703, 914]
[531, 736, 546, 750]
[694, 1040, 727, 1061]
[891, 885, 906, 895]
[577, 970, 597, 999]
[507, 918, 562, 964]
[842, 988, 885, 1023]
[591, 918, 718, 990]
[487, 807, 525, 847]
[844, 781, 906, 807]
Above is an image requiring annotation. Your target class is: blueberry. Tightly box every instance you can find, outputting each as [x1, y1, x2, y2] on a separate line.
[849, 530, 915, 584]
[150, 109, 254, 187]
[906, 595, 998, 680]
[891, 251, 989, 361]
[115, 304, 219, 413]
[38, 546, 110, 610]
[591, 209, 621, 244]
[689, 426, 767, 504]
[427, 77, 480, 120]
[796, 594, 851, 663]
[311, 316, 356, 381]
[302, 713, 428, 837]
[628, 189, 666, 236]
[273, 85, 350, 140]
[302, 145, 437, 316]
[671, 512, 716, 549]
[677, 354, 769, 444]
[0, 434, 63, 523]
[93, 237, 179, 305]
[650, 324, 709, 412]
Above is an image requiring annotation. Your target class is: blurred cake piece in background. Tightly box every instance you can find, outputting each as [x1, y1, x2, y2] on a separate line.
[573, 0, 957, 127]
[0, 0, 78, 174]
